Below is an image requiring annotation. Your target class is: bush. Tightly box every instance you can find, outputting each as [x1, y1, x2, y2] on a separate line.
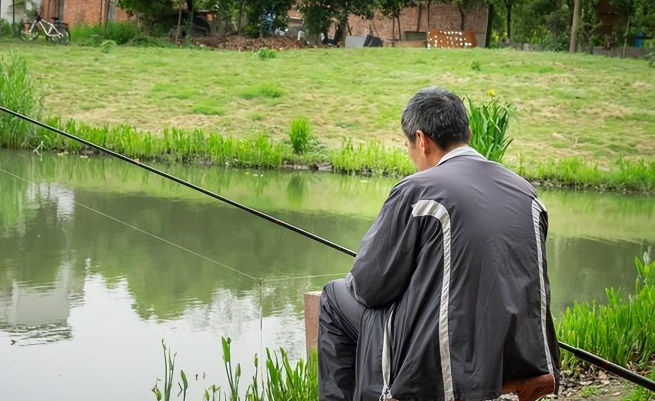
[258, 46, 277, 60]
[0, 53, 44, 148]
[72, 22, 140, 45]
[646, 52, 655, 68]
[466, 97, 514, 163]
[289, 118, 312, 154]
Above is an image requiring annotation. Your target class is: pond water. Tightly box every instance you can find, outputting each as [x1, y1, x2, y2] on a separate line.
[0, 150, 653, 401]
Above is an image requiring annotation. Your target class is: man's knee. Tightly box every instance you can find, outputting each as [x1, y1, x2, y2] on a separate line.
[320, 279, 342, 320]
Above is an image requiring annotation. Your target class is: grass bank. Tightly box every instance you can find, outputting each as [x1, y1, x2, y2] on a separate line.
[0, 41, 653, 165]
[3, 115, 655, 191]
[1, 47, 654, 192]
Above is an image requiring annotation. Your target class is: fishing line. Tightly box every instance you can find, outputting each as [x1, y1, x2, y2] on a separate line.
[0, 165, 259, 282]
[264, 272, 350, 282]
[2, 107, 655, 392]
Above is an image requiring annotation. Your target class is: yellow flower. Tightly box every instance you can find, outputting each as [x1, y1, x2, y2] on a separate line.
[486, 89, 497, 97]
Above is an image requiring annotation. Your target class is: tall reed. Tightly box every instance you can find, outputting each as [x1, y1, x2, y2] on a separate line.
[467, 97, 514, 163]
[557, 256, 655, 371]
[0, 53, 44, 148]
[153, 339, 318, 401]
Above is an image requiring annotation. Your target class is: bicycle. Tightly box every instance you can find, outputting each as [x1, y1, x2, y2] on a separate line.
[20, 14, 70, 44]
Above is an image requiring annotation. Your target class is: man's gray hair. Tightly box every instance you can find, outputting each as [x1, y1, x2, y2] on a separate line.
[401, 87, 470, 149]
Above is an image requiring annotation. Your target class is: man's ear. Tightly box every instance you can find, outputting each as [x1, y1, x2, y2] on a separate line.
[416, 130, 426, 150]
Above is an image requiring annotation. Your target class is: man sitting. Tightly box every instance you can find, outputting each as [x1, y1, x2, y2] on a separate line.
[318, 87, 559, 401]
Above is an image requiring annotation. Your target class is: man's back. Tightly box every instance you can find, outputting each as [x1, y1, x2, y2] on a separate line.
[347, 152, 559, 400]
[318, 87, 559, 401]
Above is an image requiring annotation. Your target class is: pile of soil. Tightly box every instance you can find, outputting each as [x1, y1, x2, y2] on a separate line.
[194, 35, 308, 51]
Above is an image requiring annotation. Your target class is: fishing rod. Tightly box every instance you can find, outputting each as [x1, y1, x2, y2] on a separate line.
[0, 106, 356, 258]
[1, 106, 654, 393]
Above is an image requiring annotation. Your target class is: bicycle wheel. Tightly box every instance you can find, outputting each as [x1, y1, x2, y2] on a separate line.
[58, 27, 71, 44]
[52, 27, 71, 44]
[19, 27, 40, 41]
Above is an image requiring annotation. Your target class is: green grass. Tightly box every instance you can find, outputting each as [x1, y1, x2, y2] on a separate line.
[0, 52, 44, 148]
[289, 118, 313, 154]
[2, 48, 655, 191]
[71, 22, 141, 46]
[513, 157, 655, 192]
[0, 42, 652, 166]
[154, 339, 318, 401]
[239, 84, 284, 100]
[557, 256, 655, 371]
[623, 370, 655, 401]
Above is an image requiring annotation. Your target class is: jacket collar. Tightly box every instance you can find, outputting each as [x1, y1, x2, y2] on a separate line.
[438, 145, 486, 166]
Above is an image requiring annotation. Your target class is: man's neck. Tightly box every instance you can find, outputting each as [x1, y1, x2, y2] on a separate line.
[432, 143, 469, 167]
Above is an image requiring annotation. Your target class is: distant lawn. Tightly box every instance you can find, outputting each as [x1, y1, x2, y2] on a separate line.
[1, 41, 654, 165]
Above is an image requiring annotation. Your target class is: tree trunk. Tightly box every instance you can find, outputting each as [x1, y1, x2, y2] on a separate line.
[458, 3, 465, 31]
[397, 15, 402, 40]
[176, 4, 183, 42]
[12, 0, 16, 36]
[505, 0, 512, 39]
[427, 1, 431, 29]
[569, 0, 580, 52]
[105, 0, 112, 33]
[392, 17, 396, 41]
[338, 12, 348, 45]
[417, 3, 422, 31]
[622, 14, 630, 58]
[237, 0, 244, 33]
[187, 0, 194, 41]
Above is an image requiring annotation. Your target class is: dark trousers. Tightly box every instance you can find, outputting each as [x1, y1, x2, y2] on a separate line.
[318, 279, 366, 401]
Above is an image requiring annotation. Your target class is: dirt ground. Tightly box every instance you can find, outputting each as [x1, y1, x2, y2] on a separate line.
[499, 372, 631, 401]
[194, 34, 308, 51]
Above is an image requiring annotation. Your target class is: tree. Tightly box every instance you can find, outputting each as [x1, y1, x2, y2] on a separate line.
[376, 0, 416, 40]
[503, 0, 521, 38]
[297, 0, 373, 44]
[569, 0, 580, 51]
[609, 0, 655, 57]
[451, 0, 485, 30]
[117, 0, 178, 27]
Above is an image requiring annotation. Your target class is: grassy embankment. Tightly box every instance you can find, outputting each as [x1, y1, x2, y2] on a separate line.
[1, 41, 654, 191]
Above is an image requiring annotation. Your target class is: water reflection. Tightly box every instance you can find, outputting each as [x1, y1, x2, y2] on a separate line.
[0, 150, 654, 400]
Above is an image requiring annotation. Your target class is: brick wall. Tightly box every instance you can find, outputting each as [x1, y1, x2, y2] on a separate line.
[346, 4, 489, 41]
[41, 0, 130, 26]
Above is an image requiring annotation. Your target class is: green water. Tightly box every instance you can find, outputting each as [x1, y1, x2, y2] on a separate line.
[0, 150, 653, 401]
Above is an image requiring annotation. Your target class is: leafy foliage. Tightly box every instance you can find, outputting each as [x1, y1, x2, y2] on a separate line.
[466, 97, 514, 163]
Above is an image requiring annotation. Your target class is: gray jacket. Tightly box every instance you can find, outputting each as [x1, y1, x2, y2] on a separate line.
[346, 147, 560, 401]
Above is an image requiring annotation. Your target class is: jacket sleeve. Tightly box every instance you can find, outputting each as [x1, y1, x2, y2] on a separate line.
[346, 182, 421, 308]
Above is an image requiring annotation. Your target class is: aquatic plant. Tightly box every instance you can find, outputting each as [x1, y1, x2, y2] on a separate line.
[153, 339, 318, 401]
[466, 97, 514, 163]
[331, 138, 415, 176]
[518, 157, 655, 192]
[557, 256, 655, 371]
[289, 118, 313, 155]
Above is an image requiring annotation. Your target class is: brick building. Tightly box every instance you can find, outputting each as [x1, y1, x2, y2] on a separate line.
[347, 4, 491, 46]
[40, 0, 130, 26]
